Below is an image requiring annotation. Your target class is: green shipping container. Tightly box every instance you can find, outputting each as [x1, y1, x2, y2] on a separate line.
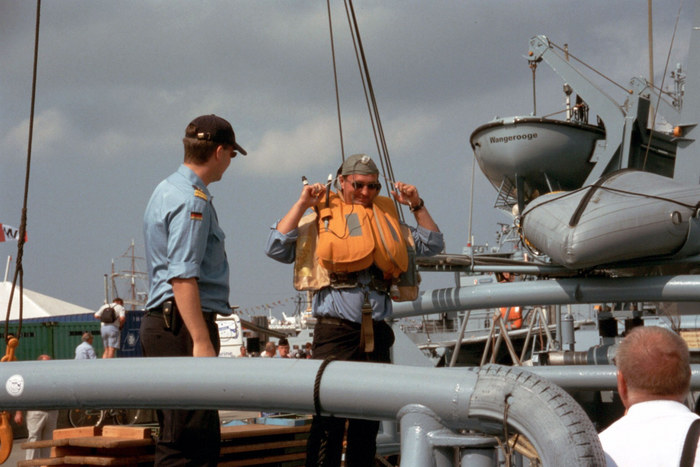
[0, 321, 103, 360]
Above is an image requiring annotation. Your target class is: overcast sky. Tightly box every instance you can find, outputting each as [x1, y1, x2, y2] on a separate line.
[0, 0, 692, 318]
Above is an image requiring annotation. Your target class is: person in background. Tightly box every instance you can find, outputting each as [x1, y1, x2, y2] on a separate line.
[141, 114, 246, 466]
[94, 297, 126, 358]
[261, 341, 276, 358]
[14, 355, 59, 460]
[238, 345, 249, 358]
[276, 337, 291, 358]
[495, 272, 522, 330]
[75, 332, 97, 360]
[599, 326, 699, 466]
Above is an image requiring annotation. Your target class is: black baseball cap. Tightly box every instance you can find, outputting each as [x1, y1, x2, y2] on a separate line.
[185, 114, 247, 155]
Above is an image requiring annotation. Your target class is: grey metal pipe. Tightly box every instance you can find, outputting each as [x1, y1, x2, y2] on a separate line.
[0, 358, 477, 429]
[1, 359, 699, 418]
[393, 275, 700, 319]
[460, 365, 700, 391]
[427, 255, 700, 276]
[516, 365, 619, 390]
[399, 405, 454, 467]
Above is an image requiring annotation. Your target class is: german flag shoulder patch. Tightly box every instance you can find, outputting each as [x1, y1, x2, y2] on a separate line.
[193, 187, 208, 201]
[191, 212, 203, 221]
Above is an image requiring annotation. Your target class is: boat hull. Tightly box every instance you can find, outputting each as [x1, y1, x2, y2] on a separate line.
[470, 117, 604, 202]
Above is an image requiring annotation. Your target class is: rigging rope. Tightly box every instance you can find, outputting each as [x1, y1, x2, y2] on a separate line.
[645, 0, 685, 169]
[502, 396, 513, 466]
[326, 0, 346, 162]
[4, 0, 41, 344]
[550, 41, 631, 95]
[341, 0, 405, 221]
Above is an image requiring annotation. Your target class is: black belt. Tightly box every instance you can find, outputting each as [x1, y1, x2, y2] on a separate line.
[316, 316, 359, 327]
[315, 316, 387, 327]
[147, 307, 217, 322]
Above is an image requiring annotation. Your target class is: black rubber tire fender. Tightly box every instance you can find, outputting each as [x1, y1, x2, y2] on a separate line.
[467, 364, 605, 466]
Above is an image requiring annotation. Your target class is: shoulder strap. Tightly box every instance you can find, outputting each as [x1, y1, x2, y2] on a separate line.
[680, 418, 700, 467]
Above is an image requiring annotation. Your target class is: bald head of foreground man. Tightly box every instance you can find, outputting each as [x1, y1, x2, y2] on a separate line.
[599, 326, 698, 467]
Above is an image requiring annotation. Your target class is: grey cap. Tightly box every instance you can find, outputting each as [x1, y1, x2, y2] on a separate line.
[340, 154, 378, 176]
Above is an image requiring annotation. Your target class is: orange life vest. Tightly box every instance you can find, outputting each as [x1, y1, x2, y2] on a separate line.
[499, 306, 523, 330]
[315, 192, 409, 279]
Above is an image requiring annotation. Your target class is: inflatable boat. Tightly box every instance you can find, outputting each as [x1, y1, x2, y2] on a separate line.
[520, 169, 700, 269]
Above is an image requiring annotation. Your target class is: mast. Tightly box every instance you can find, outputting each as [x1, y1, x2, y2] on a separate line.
[109, 240, 148, 310]
[648, 0, 654, 88]
[3, 256, 11, 283]
[128, 240, 136, 307]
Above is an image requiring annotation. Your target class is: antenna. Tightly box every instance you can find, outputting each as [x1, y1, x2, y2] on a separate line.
[103, 274, 109, 304]
[3, 256, 11, 282]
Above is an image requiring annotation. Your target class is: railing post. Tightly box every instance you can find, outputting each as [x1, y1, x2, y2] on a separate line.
[398, 404, 454, 467]
[398, 404, 501, 466]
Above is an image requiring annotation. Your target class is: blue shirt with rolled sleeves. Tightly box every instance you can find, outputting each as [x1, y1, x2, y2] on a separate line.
[265, 221, 444, 323]
[75, 341, 97, 360]
[144, 164, 231, 316]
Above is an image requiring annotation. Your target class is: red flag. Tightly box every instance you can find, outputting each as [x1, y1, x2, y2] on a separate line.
[0, 224, 27, 242]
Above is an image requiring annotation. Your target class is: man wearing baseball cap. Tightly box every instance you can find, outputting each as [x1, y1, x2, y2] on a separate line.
[141, 114, 246, 466]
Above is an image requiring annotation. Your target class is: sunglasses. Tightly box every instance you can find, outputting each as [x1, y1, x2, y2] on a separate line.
[351, 181, 382, 191]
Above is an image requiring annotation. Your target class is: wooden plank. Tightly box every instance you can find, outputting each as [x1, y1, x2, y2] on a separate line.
[62, 454, 155, 465]
[23, 436, 153, 449]
[102, 425, 152, 439]
[53, 426, 101, 439]
[21, 438, 69, 449]
[220, 439, 307, 455]
[53, 445, 95, 457]
[217, 452, 306, 467]
[53, 445, 153, 458]
[65, 437, 154, 449]
[18, 458, 69, 466]
[24, 422, 311, 466]
[220, 424, 310, 440]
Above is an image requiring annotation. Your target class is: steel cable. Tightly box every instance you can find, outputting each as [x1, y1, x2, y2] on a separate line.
[4, 0, 41, 344]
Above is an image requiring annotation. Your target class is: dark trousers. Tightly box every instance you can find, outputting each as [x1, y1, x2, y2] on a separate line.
[305, 319, 394, 467]
[140, 313, 221, 467]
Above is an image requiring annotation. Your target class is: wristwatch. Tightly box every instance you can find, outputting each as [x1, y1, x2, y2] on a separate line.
[410, 198, 425, 213]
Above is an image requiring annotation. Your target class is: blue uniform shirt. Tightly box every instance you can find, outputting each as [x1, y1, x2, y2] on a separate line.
[144, 164, 231, 315]
[265, 221, 444, 323]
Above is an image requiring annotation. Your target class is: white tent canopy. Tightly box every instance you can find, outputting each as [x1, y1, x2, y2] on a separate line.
[0, 281, 94, 320]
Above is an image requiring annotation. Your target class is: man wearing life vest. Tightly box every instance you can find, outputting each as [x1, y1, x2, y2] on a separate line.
[498, 307, 523, 330]
[265, 153, 444, 467]
[496, 272, 523, 330]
